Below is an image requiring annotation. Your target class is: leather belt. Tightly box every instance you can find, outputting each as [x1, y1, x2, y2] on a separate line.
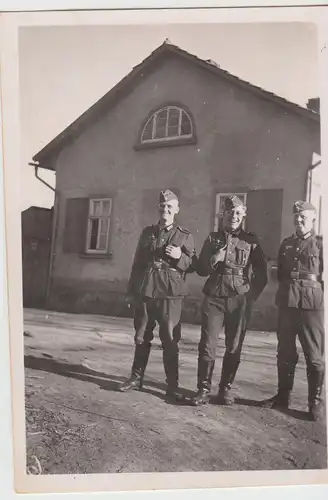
[290, 271, 321, 281]
[151, 260, 179, 272]
[218, 268, 244, 276]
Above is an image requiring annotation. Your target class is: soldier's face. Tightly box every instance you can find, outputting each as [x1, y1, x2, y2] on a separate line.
[223, 207, 246, 231]
[158, 200, 179, 226]
[294, 210, 315, 236]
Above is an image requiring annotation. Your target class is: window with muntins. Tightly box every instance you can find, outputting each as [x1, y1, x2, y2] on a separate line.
[86, 198, 112, 253]
[140, 106, 193, 145]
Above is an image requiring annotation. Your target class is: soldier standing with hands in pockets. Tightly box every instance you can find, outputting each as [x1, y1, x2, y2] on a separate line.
[191, 195, 267, 406]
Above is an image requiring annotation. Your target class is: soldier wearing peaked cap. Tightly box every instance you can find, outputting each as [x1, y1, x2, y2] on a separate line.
[191, 195, 268, 406]
[262, 201, 325, 421]
[119, 189, 195, 401]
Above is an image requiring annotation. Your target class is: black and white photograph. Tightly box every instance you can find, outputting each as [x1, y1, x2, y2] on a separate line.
[1, 6, 328, 495]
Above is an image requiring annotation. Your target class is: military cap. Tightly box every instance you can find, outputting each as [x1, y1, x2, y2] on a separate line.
[293, 200, 316, 214]
[159, 189, 179, 204]
[224, 195, 246, 211]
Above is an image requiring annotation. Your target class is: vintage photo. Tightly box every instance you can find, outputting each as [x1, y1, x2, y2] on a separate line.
[2, 8, 328, 493]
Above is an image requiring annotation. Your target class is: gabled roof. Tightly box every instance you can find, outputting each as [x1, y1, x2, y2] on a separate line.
[33, 39, 320, 170]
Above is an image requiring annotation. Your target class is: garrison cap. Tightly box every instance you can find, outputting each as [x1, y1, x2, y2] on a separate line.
[224, 195, 246, 211]
[159, 189, 179, 204]
[293, 200, 316, 214]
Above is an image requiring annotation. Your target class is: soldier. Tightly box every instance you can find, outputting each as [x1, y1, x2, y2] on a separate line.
[119, 189, 195, 401]
[191, 195, 267, 406]
[262, 201, 325, 421]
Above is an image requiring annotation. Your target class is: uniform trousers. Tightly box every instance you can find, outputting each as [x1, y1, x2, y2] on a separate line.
[276, 307, 325, 395]
[131, 297, 182, 389]
[197, 294, 252, 391]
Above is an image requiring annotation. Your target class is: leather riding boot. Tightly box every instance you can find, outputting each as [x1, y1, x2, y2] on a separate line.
[308, 370, 325, 422]
[216, 354, 239, 405]
[260, 361, 295, 409]
[119, 343, 151, 392]
[162, 347, 185, 402]
[191, 389, 211, 406]
[191, 359, 215, 406]
[261, 390, 291, 409]
[217, 384, 234, 405]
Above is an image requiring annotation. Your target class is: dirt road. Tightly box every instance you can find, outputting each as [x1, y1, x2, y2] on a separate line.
[23, 309, 327, 474]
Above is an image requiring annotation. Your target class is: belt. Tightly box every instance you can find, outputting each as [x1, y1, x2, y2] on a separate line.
[289, 271, 321, 281]
[218, 268, 244, 276]
[151, 261, 179, 272]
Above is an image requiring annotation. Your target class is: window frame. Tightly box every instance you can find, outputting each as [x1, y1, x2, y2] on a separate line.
[85, 198, 112, 255]
[136, 104, 196, 149]
[214, 192, 248, 232]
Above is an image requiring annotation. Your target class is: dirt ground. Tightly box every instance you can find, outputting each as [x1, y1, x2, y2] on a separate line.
[23, 308, 327, 475]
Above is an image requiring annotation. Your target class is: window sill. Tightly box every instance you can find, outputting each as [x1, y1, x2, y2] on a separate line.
[79, 252, 113, 260]
[134, 136, 197, 151]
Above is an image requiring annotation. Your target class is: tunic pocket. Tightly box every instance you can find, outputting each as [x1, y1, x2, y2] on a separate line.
[167, 268, 183, 296]
[235, 242, 250, 266]
[300, 281, 324, 309]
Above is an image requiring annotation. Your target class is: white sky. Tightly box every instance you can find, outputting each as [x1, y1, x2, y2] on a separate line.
[19, 22, 318, 210]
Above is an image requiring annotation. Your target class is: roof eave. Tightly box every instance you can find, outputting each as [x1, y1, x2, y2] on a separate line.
[31, 41, 320, 163]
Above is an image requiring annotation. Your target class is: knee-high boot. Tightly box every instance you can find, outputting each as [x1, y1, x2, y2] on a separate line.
[119, 343, 151, 392]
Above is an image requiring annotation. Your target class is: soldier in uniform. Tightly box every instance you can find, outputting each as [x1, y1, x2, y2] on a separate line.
[119, 189, 195, 401]
[263, 201, 325, 421]
[190, 195, 267, 406]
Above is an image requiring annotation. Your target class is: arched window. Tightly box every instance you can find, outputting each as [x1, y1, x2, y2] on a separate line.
[139, 105, 194, 146]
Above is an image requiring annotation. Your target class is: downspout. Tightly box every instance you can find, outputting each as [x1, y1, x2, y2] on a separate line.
[29, 161, 55, 192]
[29, 160, 57, 309]
[45, 190, 60, 308]
[305, 168, 312, 202]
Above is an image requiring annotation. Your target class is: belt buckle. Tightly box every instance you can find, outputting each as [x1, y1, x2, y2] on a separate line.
[153, 261, 163, 270]
[290, 271, 298, 280]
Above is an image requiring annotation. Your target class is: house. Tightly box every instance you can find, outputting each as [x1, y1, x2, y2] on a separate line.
[31, 40, 321, 330]
[21, 206, 53, 309]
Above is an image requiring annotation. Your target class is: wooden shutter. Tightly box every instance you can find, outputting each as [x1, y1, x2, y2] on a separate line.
[63, 197, 89, 253]
[246, 189, 283, 260]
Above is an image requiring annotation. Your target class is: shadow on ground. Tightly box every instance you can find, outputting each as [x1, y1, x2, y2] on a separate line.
[24, 354, 195, 405]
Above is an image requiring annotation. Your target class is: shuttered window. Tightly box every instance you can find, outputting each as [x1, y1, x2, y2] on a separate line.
[62, 197, 112, 255]
[246, 189, 283, 260]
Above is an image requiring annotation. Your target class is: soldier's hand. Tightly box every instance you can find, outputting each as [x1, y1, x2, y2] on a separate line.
[211, 246, 227, 266]
[165, 245, 182, 259]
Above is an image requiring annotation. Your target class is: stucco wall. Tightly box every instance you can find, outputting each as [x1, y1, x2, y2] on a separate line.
[48, 54, 320, 330]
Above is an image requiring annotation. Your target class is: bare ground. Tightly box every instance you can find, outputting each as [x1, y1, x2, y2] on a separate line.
[23, 308, 327, 475]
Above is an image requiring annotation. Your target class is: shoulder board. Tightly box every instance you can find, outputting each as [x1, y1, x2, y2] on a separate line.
[278, 237, 294, 252]
[209, 231, 221, 240]
[142, 225, 155, 235]
[177, 226, 190, 234]
[243, 231, 259, 243]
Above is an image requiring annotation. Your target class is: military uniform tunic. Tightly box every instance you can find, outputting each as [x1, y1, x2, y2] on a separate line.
[194, 227, 267, 392]
[275, 231, 324, 390]
[127, 222, 195, 390]
[128, 223, 195, 299]
[275, 232, 324, 309]
[197, 228, 267, 301]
